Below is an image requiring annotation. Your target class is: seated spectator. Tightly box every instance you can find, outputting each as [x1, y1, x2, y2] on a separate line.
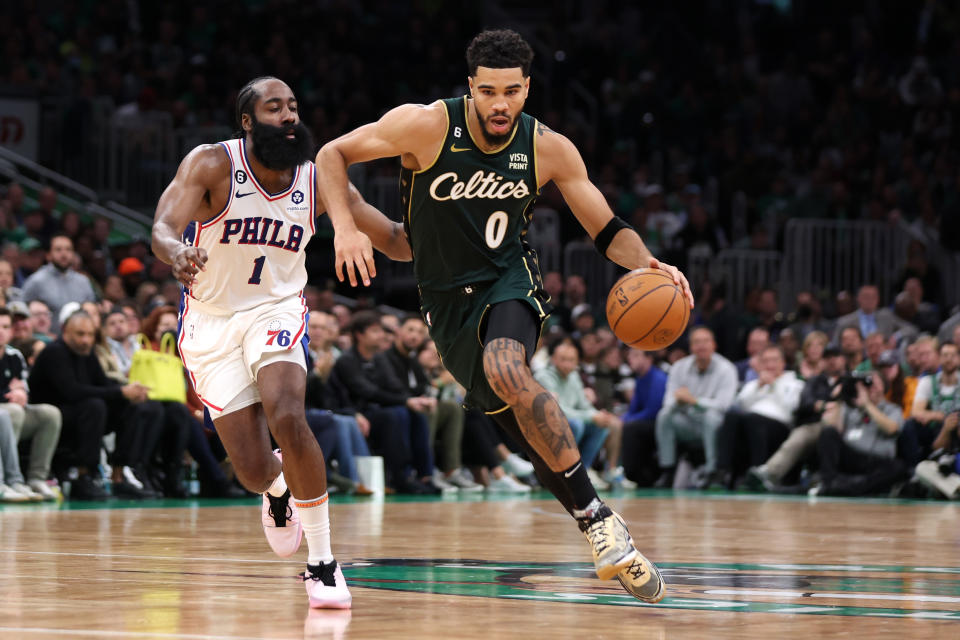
[620, 349, 667, 486]
[877, 350, 918, 418]
[715, 345, 804, 488]
[776, 327, 800, 373]
[0, 407, 37, 502]
[901, 341, 960, 466]
[20, 235, 96, 333]
[911, 334, 940, 377]
[736, 326, 770, 383]
[812, 374, 905, 496]
[333, 311, 439, 494]
[534, 338, 621, 483]
[654, 327, 738, 488]
[787, 291, 834, 342]
[938, 311, 960, 348]
[28, 311, 160, 500]
[747, 344, 848, 491]
[797, 330, 828, 380]
[460, 409, 533, 493]
[8, 301, 36, 356]
[913, 403, 960, 499]
[103, 309, 139, 379]
[855, 331, 889, 372]
[0, 307, 61, 500]
[839, 326, 865, 371]
[834, 284, 913, 343]
[0, 258, 23, 303]
[27, 299, 55, 343]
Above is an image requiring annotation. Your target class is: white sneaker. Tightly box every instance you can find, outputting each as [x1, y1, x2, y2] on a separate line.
[27, 480, 60, 501]
[430, 471, 459, 494]
[446, 468, 484, 492]
[503, 453, 534, 478]
[587, 467, 611, 491]
[0, 483, 31, 503]
[602, 466, 636, 490]
[10, 482, 43, 502]
[487, 474, 532, 493]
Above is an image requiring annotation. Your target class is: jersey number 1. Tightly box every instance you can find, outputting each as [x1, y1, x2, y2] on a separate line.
[248, 256, 266, 285]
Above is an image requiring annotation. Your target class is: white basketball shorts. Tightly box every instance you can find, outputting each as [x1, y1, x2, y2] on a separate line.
[178, 293, 308, 417]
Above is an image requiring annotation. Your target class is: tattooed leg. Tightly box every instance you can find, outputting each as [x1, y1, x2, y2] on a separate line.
[482, 337, 579, 471]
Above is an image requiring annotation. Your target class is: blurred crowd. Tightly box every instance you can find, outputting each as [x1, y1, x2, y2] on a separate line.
[2, 1, 960, 502]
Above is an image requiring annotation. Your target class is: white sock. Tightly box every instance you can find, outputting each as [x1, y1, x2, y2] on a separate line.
[294, 493, 333, 565]
[265, 470, 288, 498]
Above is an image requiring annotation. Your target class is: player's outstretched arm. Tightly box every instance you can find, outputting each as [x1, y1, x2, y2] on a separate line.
[316, 103, 444, 286]
[322, 183, 411, 262]
[152, 144, 226, 288]
[539, 126, 695, 309]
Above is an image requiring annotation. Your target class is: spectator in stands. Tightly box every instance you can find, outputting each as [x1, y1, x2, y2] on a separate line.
[891, 292, 922, 346]
[900, 277, 940, 334]
[8, 301, 35, 356]
[714, 345, 804, 488]
[333, 310, 439, 494]
[620, 349, 667, 486]
[27, 300, 55, 343]
[120, 301, 142, 336]
[787, 291, 833, 341]
[797, 330, 828, 380]
[535, 338, 622, 482]
[17, 238, 46, 282]
[912, 335, 940, 377]
[938, 311, 960, 348]
[0, 307, 61, 500]
[901, 341, 960, 465]
[839, 326, 865, 371]
[381, 315, 476, 492]
[5, 183, 26, 225]
[654, 327, 738, 488]
[117, 257, 147, 298]
[28, 311, 158, 500]
[812, 373, 905, 496]
[855, 331, 888, 372]
[563, 274, 587, 314]
[0, 259, 22, 302]
[878, 350, 917, 418]
[21, 235, 96, 332]
[777, 327, 800, 373]
[542, 271, 570, 332]
[736, 326, 770, 383]
[459, 409, 533, 493]
[0, 409, 37, 502]
[833, 284, 907, 342]
[23, 187, 59, 246]
[103, 309, 139, 378]
[747, 344, 847, 491]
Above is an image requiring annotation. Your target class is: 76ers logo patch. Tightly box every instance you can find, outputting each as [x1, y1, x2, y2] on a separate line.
[265, 320, 292, 347]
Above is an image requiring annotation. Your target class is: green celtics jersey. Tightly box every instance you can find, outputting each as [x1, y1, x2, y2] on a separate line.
[400, 96, 541, 291]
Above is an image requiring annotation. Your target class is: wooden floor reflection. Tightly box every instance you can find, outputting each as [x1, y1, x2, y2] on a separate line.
[1, 491, 958, 639]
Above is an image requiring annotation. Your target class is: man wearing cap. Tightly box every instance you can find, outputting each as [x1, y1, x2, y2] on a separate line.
[8, 301, 36, 356]
[117, 257, 146, 298]
[20, 235, 96, 332]
[747, 344, 849, 491]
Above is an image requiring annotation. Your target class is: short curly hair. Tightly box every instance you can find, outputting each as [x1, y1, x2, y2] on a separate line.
[466, 29, 534, 77]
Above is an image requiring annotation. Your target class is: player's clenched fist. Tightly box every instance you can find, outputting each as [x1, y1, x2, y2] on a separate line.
[173, 245, 208, 287]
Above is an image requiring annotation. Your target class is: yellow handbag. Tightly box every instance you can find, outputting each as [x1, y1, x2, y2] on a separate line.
[127, 333, 187, 403]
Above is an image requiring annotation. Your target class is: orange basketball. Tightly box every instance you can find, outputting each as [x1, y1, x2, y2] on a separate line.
[606, 268, 689, 350]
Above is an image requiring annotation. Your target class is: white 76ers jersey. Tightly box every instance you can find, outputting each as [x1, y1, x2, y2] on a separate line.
[182, 138, 316, 312]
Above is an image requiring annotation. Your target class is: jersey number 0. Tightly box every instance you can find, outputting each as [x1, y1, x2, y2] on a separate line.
[485, 211, 508, 249]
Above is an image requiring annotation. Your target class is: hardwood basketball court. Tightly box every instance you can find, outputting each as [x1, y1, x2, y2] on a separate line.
[1, 490, 958, 639]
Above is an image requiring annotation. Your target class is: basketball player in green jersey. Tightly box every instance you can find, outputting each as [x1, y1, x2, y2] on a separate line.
[318, 29, 693, 602]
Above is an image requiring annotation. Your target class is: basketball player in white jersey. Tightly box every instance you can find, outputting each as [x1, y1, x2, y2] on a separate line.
[152, 76, 411, 608]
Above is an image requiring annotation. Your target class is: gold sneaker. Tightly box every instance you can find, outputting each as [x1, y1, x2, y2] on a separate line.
[617, 549, 666, 603]
[579, 508, 638, 580]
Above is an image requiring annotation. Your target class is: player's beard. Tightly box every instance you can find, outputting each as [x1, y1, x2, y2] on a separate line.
[474, 104, 518, 147]
[248, 116, 315, 171]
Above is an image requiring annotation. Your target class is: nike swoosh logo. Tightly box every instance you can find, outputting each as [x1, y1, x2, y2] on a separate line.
[449, 145, 471, 153]
[564, 462, 582, 478]
[236, 191, 254, 198]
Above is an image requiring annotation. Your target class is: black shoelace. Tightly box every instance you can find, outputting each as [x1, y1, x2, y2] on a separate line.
[267, 489, 292, 527]
[625, 559, 647, 580]
[301, 560, 338, 587]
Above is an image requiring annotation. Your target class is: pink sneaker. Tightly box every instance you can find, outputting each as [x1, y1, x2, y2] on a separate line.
[261, 452, 302, 557]
[302, 560, 352, 609]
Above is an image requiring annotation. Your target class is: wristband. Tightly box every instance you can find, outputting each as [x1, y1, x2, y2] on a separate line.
[593, 216, 632, 258]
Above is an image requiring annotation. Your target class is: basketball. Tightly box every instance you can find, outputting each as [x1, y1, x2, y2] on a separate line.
[606, 268, 689, 350]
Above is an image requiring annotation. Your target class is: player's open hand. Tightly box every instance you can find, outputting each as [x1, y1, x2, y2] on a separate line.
[335, 228, 376, 287]
[648, 257, 694, 309]
[172, 245, 208, 288]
